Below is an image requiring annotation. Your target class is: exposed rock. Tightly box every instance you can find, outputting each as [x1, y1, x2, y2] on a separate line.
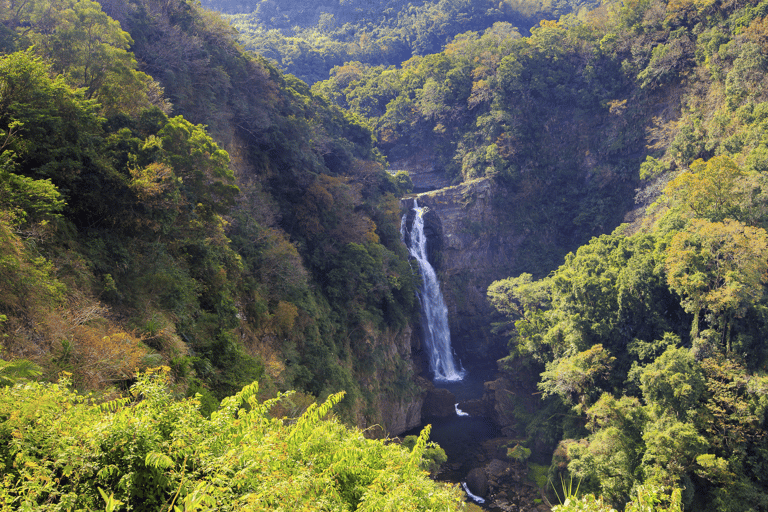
[364, 325, 429, 437]
[484, 376, 518, 431]
[377, 391, 425, 437]
[456, 398, 492, 417]
[486, 458, 514, 487]
[389, 150, 452, 192]
[422, 387, 457, 418]
[401, 179, 522, 362]
[466, 467, 489, 497]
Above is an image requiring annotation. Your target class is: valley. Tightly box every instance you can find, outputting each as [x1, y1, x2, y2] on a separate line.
[1, 0, 768, 511]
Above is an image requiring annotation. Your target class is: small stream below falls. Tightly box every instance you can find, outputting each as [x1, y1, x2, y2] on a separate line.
[403, 362, 502, 508]
[403, 361, 549, 512]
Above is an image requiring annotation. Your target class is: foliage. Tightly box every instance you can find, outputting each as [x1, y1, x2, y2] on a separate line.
[507, 443, 531, 462]
[219, 0, 600, 85]
[0, 0, 425, 433]
[491, 151, 768, 509]
[552, 485, 683, 512]
[0, 358, 41, 387]
[0, 370, 465, 511]
[401, 433, 448, 476]
[665, 218, 768, 343]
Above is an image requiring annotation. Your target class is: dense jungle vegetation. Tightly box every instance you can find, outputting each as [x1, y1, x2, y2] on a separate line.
[0, 0, 463, 508]
[211, 0, 601, 85]
[0, 0, 426, 422]
[2, 0, 768, 510]
[0, 368, 462, 510]
[478, 0, 768, 511]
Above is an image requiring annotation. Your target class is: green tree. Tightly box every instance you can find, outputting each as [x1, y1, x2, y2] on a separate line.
[639, 346, 705, 421]
[665, 218, 768, 347]
[663, 156, 744, 222]
[156, 116, 239, 216]
[11, 0, 160, 115]
[539, 344, 615, 411]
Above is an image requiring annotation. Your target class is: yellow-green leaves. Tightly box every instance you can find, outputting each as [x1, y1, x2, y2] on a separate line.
[0, 373, 462, 511]
[665, 218, 768, 342]
[664, 156, 744, 222]
[540, 344, 615, 410]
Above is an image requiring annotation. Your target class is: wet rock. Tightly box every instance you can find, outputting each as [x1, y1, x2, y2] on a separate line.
[466, 467, 489, 498]
[422, 388, 457, 417]
[457, 397, 492, 417]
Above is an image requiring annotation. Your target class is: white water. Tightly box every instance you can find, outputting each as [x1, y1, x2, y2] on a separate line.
[455, 403, 469, 417]
[402, 199, 464, 382]
[461, 482, 486, 504]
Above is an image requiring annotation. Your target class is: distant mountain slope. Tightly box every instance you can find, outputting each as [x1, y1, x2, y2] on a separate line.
[200, 0, 600, 84]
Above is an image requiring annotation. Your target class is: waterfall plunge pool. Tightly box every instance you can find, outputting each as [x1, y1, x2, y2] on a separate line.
[403, 361, 502, 509]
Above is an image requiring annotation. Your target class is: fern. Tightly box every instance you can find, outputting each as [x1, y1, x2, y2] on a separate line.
[287, 391, 345, 447]
[0, 358, 42, 386]
[96, 396, 131, 413]
[145, 451, 174, 470]
[408, 424, 432, 469]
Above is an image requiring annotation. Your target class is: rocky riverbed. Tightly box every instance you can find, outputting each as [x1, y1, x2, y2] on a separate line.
[412, 366, 552, 512]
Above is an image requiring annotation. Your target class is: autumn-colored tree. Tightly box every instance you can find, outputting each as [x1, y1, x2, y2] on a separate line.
[665, 218, 768, 349]
[663, 156, 744, 222]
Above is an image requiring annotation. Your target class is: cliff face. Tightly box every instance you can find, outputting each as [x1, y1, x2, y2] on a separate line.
[401, 178, 521, 362]
[364, 325, 427, 437]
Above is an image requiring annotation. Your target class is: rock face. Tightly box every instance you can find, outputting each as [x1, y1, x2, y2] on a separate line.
[457, 398, 492, 418]
[390, 150, 452, 192]
[466, 467, 489, 497]
[401, 178, 522, 362]
[377, 389, 425, 437]
[422, 387, 457, 418]
[365, 325, 429, 437]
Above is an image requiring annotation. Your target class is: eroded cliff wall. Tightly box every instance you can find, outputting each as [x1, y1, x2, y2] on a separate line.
[401, 178, 521, 363]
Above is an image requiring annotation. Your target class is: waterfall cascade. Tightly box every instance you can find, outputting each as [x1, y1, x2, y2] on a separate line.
[402, 199, 465, 382]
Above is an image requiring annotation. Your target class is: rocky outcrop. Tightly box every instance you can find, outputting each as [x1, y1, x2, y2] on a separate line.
[484, 377, 518, 435]
[466, 467, 489, 497]
[401, 178, 522, 362]
[365, 325, 429, 437]
[456, 443, 552, 512]
[376, 391, 425, 437]
[457, 398, 493, 418]
[390, 150, 452, 192]
[422, 387, 457, 418]
[478, 457, 549, 512]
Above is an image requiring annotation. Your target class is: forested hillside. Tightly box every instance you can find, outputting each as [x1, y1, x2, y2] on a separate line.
[476, 0, 768, 510]
[0, 0, 425, 430]
[0, 0, 473, 508]
[313, 15, 649, 271]
[3, 0, 768, 509]
[210, 0, 600, 84]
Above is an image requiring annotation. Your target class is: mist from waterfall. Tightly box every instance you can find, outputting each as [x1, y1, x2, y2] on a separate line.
[402, 199, 465, 382]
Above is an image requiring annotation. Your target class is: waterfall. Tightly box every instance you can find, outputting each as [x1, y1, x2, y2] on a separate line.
[402, 199, 465, 382]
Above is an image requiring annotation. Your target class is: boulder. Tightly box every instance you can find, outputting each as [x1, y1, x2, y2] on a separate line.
[456, 398, 492, 417]
[422, 388, 457, 417]
[485, 458, 513, 488]
[484, 377, 517, 429]
[465, 467, 489, 498]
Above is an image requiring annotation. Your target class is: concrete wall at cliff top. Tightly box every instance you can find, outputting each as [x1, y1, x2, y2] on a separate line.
[401, 178, 523, 362]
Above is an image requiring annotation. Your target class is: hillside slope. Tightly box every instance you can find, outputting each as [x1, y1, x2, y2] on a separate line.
[0, 0, 425, 432]
[209, 0, 601, 84]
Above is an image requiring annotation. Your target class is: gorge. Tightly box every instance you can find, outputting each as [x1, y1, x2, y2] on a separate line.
[4, 0, 768, 509]
[398, 179, 549, 511]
